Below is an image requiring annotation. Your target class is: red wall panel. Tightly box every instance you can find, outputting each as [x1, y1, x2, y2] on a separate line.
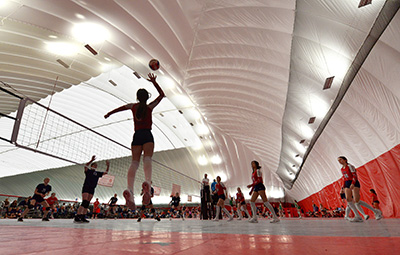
[298, 144, 400, 218]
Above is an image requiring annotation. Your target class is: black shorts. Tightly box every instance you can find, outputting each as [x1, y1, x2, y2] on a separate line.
[344, 180, 360, 189]
[171, 203, 179, 208]
[373, 200, 380, 204]
[254, 183, 266, 192]
[132, 129, 154, 146]
[218, 194, 226, 201]
[340, 193, 346, 199]
[240, 201, 246, 205]
[82, 186, 95, 195]
[32, 194, 44, 203]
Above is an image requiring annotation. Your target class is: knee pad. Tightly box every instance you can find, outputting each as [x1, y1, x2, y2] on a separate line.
[151, 208, 155, 213]
[241, 207, 245, 212]
[82, 200, 90, 208]
[141, 205, 146, 211]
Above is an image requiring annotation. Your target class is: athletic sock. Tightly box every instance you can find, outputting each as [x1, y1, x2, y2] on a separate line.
[355, 202, 367, 217]
[127, 160, 139, 193]
[358, 200, 378, 212]
[215, 206, 221, 219]
[345, 206, 351, 218]
[222, 207, 232, 218]
[250, 202, 257, 219]
[264, 201, 278, 218]
[348, 201, 361, 218]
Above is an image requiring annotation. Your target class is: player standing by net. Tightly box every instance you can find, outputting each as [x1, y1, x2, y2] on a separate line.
[169, 192, 184, 220]
[105, 73, 165, 210]
[137, 182, 161, 222]
[247, 161, 279, 223]
[74, 155, 109, 223]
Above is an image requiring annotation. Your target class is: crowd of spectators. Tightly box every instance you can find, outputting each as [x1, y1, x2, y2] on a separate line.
[0, 196, 200, 220]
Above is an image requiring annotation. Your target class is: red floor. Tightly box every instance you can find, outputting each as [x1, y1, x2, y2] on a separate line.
[1, 224, 399, 255]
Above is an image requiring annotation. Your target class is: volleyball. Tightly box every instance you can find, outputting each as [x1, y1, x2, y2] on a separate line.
[149, 58, 160, 71]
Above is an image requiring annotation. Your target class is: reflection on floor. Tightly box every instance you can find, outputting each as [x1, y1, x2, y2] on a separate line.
[0, 218, 399, 254]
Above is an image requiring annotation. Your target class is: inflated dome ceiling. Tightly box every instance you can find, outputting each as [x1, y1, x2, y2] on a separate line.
[1, 0, 399, 201]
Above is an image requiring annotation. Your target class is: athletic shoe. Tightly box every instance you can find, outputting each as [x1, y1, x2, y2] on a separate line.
[182, 217, 185, 221]
[141, 182, 151, 205]
[364, 215, 370, 220]
[156, 216, 161, 222]
[375, 212, 383, 220]
[81, 218, 90, 224]
[17, 217, 23, 222]
[270, 217, 280, 223]
[137, 217, 142, 222]
[248, 218, 258, 223]
[350, 217, 363, 223]
[169, 217, 172, 221]
[123, 189, 136, 210]
[237, 218, 242, 221]
[73, 216, 82, 224]
[344, 216, 350, 221]
[227, 217, 233, 222]
[212, 218, 219, 222]
[42, 218, 49, 221]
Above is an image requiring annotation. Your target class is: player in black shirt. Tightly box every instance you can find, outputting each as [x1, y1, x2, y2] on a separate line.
[137, 183, 161, 222]
[169, 192, 184, 221]
[18, 178, 52, 222]
[74, 155, 109, 223]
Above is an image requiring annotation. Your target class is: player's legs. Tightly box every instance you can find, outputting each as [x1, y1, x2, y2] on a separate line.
[344, 187, 362, 222]
[141, 142, 154, 205]
[40, 201, 51, 221]
[259, 190, 279, 223]
[249, 191, 259, 222]
[124, 145, 142, 210]
[237, 204, 243, 219]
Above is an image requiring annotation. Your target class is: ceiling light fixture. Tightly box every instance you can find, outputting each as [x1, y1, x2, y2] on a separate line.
[108, 79, 117, 86]
[358, 0, 372, 8]
[308, 117, 316, 124]
[323, 76, 334, 90]
[56, 59, 69, 68]
[300, 139, 305, 144]
[133, 71, 141, 79]
[84, 44, 97, 55]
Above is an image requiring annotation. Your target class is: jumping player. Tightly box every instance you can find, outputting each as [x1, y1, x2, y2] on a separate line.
[338, 156, 382, 222]
[74, 155, 109, 223]
[212, 176, 233, 222]
[137, 183, 160, 222]
[105, 73, 165, 209]
[18, 177, 52, 222]
[247, 161, 279, 223]
[236, 187, 250, 220]
[169, 192, 184, 220]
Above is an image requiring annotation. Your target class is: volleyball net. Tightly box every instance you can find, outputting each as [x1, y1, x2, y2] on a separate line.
[0, 84, 201, 202]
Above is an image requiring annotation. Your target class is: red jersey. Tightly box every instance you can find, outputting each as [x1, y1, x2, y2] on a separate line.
[252, 169, 263, 185]
[46, 196, 58, 206]
[215, 182, 226, 196]
[341, 164, 357, 184]
[94, 201, 100, 209]
[236, 192, 244, 203]
[371, 193, 378, 202]
[131, 95, 163, 131]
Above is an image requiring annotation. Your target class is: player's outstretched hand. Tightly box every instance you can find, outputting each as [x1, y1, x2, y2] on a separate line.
[91, 155, 96, 161]
[106, 160, 110, 166]
[147, 73, 157, 83]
